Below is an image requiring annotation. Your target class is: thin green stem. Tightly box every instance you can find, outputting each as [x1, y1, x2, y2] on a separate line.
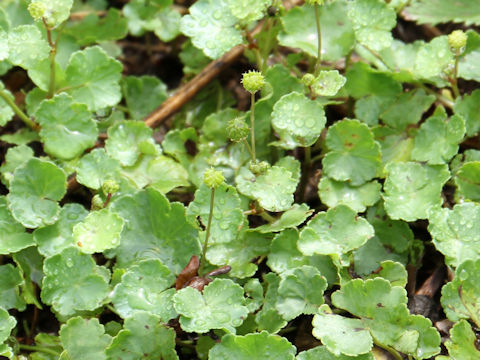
[199, 188, 215, 276]
[261, 18, 276, 71]
[106, 304, 120, 316]
[304, 146, 312, 170]
[372, 339, 403, 360]
[42, 18, 57, 99]
[250, 92, 256, 163]
[19, 344, 61, 356]
[313, 3, 322, 76]
[259, 210, 276, 223]
[0, 88, 38, 130]
[450, 52, 460, 99]
[416, 83, 454, 108]
[311, 153, 324, 164]
[254, 48, 264, 73]
[242, 138, 255, 162]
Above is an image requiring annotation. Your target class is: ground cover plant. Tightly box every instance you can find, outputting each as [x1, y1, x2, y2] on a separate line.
[0, 0, 480, 358]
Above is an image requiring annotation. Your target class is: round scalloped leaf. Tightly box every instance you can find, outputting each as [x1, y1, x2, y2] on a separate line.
[347, 0, 396, 51]
[0, 82, 14, 126]
[322, 119, 381, 186]
[383, 162, 450, 222]
[312, 70, 347, 97]
[122, 75, 168, 120]
[441, 320, 480, 359]
[173, 278, 249, 334]
[0, 307, 16, 343]
[35, 93, 98, 160]
[224, 0, 271, 23]
[0, 264, 25, 310]
[278, 2, 355, 62]
[73, 209, 124, 254]
[59, 316, 111, 360]
[312, 305, 373, 357]
[180, 0, 243, 59]
[41, 246, 110, 316]
[111, 259, 176, 320]
[0, 144, 34, 187]
[413, 36, 453, 80]
[440, 259, 480, 325]
[34, 203, 88, 258]
[110, 187, 201, 273]
[76, 149, 121, 190]
[29, 0, 73, 27]
[297, 346, 374, 360]
[105, 311, 178, 360]
[7, 25, 49, 69]
[411, 112, 465, 165]
[254, 273, 288, 333]
[187, 183, 244, 245]
[276, 265, 327, 320]
[454, 89, 480, 136]
[365, 261, 408, 288]
[298, 205, 374, 256]
[0, 196, 34, 254]
[455, 161, 480, 201]
[271, 92, 326, 149]
[209, 331, 296, 360]
[7, 158, 66, 228]
[406, 0, 480, 26]
[105, 121, 158, 166]
[236, 166, 298, 212]
[318, 178, 381, 212]
[64, 46, 122, 111]
[146, 155, 190, 193]
[254, 204, 313, 233]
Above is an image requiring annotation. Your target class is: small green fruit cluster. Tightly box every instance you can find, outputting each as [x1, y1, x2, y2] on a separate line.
[227, 118, 250, 142]
[242, 71, 265, 94]
[28, 1, 47, 21]
[102, 179, 120, 195]
[203, 168, 225, 189]
[249, 160, 270, 175]
[448, 30, 467, 52]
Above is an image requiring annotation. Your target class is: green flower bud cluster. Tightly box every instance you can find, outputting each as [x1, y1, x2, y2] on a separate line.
[91, 194, 104, 211]
[203, 168, 225, 189]
[448, 30, 467, 52]
[102, 179, 120, 195]
[227, 118, 250, 142]
[241, 70, 265, 94]
[28, 1, 47, 21]
[249, 160, 270, 175]
[302, 73, 315, 87]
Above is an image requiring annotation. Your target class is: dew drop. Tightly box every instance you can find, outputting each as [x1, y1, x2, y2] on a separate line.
[200, 20, 208, 27]
[213, 311, 230, 323]
[305, 118, 315, 128]
[65, 258, 74, 268]
[219, 221, 229, 230]
[294, 118, 304, 127]
[213, 10, 222, 20]
[232, 318, 243, 327]
[67, 212, 78, 220]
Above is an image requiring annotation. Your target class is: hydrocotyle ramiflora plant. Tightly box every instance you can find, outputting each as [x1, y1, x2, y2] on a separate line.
[1, 0, 480, 359]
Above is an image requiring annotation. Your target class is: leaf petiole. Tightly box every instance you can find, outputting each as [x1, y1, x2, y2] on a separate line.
[0, 88, 38, 130]
[199, 187, 215, 276]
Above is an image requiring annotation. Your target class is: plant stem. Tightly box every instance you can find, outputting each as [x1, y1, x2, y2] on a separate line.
[199, 188, 215, 276]
[304, 146, 312, 169]
[313, 3, 322, 76]
[261, 18, 276, 70]
[450, 51, 461, 99]
[372, 339, 403, 360]
[242, 138, 255, 161]
[259, 210, 276, 223]
[254, 48, 264, 73]
[43, 19, 57, 99]
[19, 344, 61, 356]
[250, 92, 257, 163]
[0, 88, 38, 130]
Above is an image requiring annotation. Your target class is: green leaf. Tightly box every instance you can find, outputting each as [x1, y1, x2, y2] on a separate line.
[188, 183, 244, 245]
[174, 278, 249, 333]
[0, 264, 26, 310]
[73, 209, 124, 254]
[345, 62, 402, 98]
[0, 307, 16, 343]
[224, 0, 270, 23]
[106, 121, 159, 166]
[411, 110, 465, 164]
[276, 265, 327, 320]
[7, 158, 67, 228]
[66, 8, 128, 46]
[105, 311, 178, 360]
[297, 346, 374, 360]
[209, 331, 296, 360]
[413, 36, 452, 80]
[270, 92, 326, 149]
[64, 46, 123, 111]
[454, 89, 480, 136]
[76, 149, 121, 190]
[254, 273, 287, 333]
[365, 260, 408, 287]
[254, 204, 313, 233]
[383, 162, 450, 221]
[440, 259, 480, 326]
[34, 204, 88, 257]
[0, 128, 39, 146]
[122, 75, 168, 120]
[7, 25, 50, 69]
[406, 0, 480, 25]
[311, 70, 346, 97]
[0, 82, 14, 126]
[110, 188, 201, 273]
[457, 30, 480, 83]
[313, 305, 373, 356]
[41, 246, 110, 316]
[441, 320, 480, 359]
[59, 317, 111, 360]
[180, 0, 243, 59]
[278, 2, 355, 62]
[298, 205, 374, 256]
[29, 0, 73, 27]
[268, 229, 337, 284]
[111, 259, 176, 320]
[429, 203, 480, 267]
[455, 161, 480, 201]
[35, 93, 98, 160]
[0, 196, 34, 254]
[322, 119, 381, 186]
[318, 178, 381, 212]
[373, 126, 414, 165]
[0, 144, 34, 186]
[236, 165, 298, 212]
[145, 155, 190, 193]
[347, 0, 396, 51]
